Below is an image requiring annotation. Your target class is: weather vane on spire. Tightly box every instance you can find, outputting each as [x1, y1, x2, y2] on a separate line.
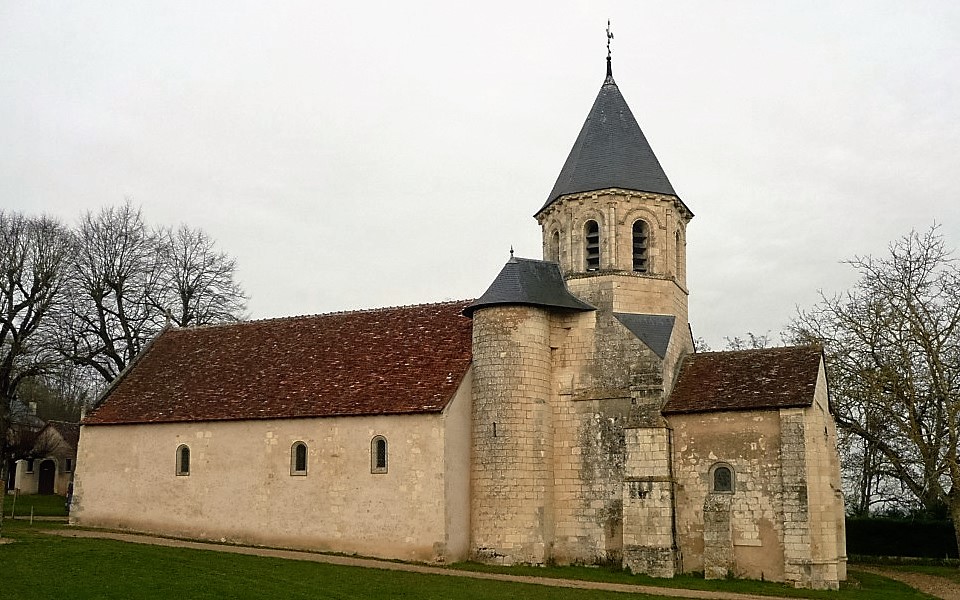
[606, 19, 614, 60]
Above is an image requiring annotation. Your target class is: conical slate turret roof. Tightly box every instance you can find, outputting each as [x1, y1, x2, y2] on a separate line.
[536, 60, 677, 216]
[463, 256, 595, 317]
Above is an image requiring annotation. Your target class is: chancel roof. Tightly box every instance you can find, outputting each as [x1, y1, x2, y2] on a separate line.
[663, 346, 824, 414]
[84, 300, 474, 425]
[537, 62, 678, 216]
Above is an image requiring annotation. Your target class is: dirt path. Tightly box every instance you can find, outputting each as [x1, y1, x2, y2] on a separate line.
[857, 566, 960, 600]
[49, 529, 797, 600]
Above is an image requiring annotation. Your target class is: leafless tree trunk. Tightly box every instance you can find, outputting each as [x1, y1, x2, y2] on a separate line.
[791, 226, 960, 534]
[59, 202, 247, 385]
[0, 211, 70, 491]
[58, 201, 160, 383]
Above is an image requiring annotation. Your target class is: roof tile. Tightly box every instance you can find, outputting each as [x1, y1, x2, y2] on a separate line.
[663, 346, 823, 414]
[84, 300, 474, 425]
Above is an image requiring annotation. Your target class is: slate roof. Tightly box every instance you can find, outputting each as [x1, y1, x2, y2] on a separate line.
[46, 421, 80, 449]
[537, 63, 679, 216]
[613, 313, 675, 359]
[84, 300, 474, 425]
[464, 257, 595, 317]
[663, 346, 824, 414]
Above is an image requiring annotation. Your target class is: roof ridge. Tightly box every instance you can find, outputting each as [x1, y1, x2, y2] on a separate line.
[693, 345, 821, 357]
[171, 299, 477, 331]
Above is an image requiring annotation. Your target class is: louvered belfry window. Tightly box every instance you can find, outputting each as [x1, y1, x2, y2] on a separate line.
[633, 220, 649, 273]
[585, 220, 600, 271]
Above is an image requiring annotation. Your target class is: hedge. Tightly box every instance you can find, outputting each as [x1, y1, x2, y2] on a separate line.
[846, 517, 958, 558]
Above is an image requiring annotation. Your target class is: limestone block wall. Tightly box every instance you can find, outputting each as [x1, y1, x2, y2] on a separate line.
[622, 425, 676, 577]
[72, 377, 472, 563]
[541, 274, 686, 566]
[797, 363, 847, 587]
[470, 305, 554, 564]
[549, 310, 620, 564]
[537, 189, 691, 288]
[670, 410, 786, 582]
[546, 301, 660, 565]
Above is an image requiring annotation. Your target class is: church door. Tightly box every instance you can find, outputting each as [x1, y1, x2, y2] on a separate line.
[38, 459, 56, 495]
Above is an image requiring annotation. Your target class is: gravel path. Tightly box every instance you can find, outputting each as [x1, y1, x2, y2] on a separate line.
[857, 566, 960, 600]
[50, 529, 799, 600]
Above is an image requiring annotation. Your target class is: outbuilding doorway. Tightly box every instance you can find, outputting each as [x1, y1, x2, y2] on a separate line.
[38, 459, 56, 495]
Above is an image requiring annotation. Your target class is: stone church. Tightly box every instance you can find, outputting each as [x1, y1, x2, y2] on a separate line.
[73, 55, 847, 589]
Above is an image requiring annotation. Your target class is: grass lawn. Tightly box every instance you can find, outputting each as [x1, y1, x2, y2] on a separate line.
[448, 561, 934, 599]
[3, 493, 68, 518]
[868, 564, 960, 584]
[0, 520, 935, 600]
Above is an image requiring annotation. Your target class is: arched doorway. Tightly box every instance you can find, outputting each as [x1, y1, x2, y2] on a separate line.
[38, 459, 56, 495]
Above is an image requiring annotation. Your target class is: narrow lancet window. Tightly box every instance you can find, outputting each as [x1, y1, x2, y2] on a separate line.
[176, 445, 191, 476]
[371, 436, 388, 474]
[550, 230, 561, 263]
[633, 220, 649, 273]
[585, 220, 600, 271]
[291, 441, 308, 475]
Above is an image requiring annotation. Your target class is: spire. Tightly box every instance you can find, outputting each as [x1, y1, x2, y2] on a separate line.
[535, 29, 679, 217]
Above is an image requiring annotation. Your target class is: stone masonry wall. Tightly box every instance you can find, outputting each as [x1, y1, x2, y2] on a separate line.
[536, 189, 690, 290]
[471, 305, 554, 565]
[670, 411, 786, 582]
[549, 308, 630, 564]
[795, 362, 846, 588]
[72, 399, 470, 562]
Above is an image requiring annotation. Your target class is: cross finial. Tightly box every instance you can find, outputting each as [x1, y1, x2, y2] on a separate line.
[607, 19, 614, 59]
[606, 19, 614, 79]
[509, 245, 514, 258]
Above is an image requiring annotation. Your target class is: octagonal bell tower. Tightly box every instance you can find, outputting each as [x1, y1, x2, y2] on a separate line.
[535, 55, 694, 334]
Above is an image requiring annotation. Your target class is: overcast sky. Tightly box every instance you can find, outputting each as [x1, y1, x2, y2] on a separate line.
[2, 2, 959, 348]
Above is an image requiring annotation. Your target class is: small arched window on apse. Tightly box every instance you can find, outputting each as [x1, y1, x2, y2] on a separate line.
[584, 220, 600, 271]
[710, 463, 734, 493]
[550, 230, 561, 263]
[632, 220, 649, 273]
[371, 436, 388, 474]
[176, 444, 191, 476]
[291, 441, 308, 476]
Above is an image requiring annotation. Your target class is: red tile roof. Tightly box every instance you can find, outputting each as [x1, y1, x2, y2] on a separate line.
[84, 300, 474, 425]
[663, 346, 823, 414]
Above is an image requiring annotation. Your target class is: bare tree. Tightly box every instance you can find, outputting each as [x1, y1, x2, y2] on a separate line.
[59, 202, 160, 383]
[151, 224, 246, 327]
[790, 226, 960, 540]
[724, 331, 776, 350]
[59, 202, 247, 384]
[0, 211, 70, 523]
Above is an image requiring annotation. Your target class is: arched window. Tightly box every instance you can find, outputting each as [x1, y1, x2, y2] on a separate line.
[291, 441, 308, 476]
[176, 445, 191, 476]
[711, 463, 734, 493]
[371, 436, 388, 474]
[584, 220, 600, 271]
[633, 220, 649, 273]
[550, 230, 561, 263]
[676, 229, 685, 280]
